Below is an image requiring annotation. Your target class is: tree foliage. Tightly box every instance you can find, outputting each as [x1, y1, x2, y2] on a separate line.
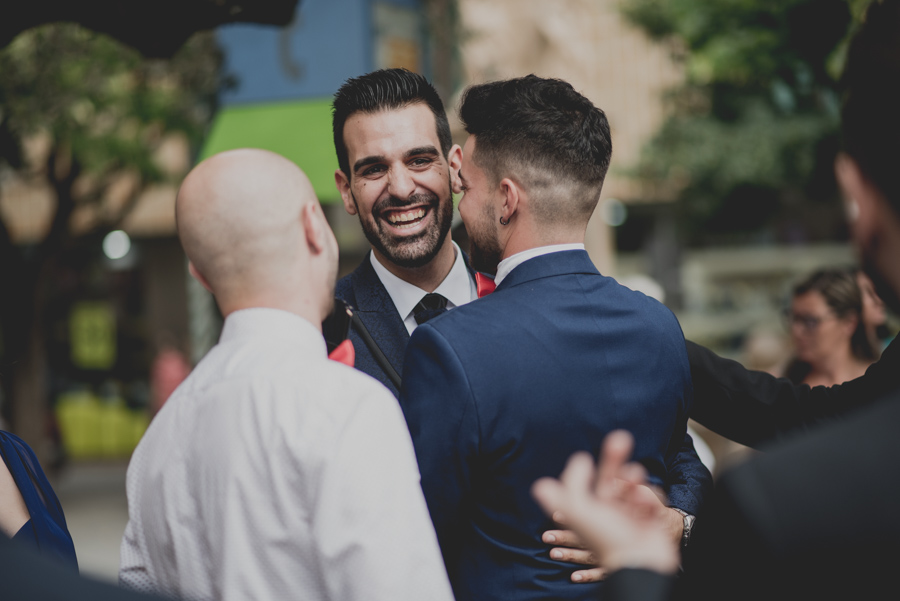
[0, 24, 220, 199]
[0, 24, 222, 435]
[621, 0, 868, 245]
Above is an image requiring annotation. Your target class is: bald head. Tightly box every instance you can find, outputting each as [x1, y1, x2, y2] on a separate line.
[177, 149, 337, 321]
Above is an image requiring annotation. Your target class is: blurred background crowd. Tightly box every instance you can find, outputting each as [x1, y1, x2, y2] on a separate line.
[0, 0, 894, 582]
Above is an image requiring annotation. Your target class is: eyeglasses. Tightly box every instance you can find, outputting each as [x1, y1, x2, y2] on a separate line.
[783, 310, 836, 333]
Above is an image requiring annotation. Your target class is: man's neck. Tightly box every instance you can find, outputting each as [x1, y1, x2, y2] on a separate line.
[217, 292, 324, 333]
[500, 226, 586, 263]
[372, 237, 457, 293]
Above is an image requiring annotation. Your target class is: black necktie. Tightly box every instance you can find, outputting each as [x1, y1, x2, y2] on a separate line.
[413, 293, 449, 325]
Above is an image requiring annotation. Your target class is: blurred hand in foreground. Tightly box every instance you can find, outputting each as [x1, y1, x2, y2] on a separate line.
[531, 430, 680, 577]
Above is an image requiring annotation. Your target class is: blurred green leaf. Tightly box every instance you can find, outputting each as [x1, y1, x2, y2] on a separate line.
[621, 0, 869, 244]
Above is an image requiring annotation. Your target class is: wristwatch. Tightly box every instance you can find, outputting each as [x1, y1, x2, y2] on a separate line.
[671, 508, 696, 550]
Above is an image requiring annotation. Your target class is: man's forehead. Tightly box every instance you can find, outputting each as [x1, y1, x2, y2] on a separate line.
[344, 104, 441, 157]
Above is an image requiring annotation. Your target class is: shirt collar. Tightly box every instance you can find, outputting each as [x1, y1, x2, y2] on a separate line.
[370, 241, 477, 322]
[494, 243, 586, 287]
[219, 308, 326, 355]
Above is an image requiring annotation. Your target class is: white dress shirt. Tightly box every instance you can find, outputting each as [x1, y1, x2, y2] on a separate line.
[119, 308, 453, 601]
[370, 241, 477, 335]
[494, 243, 586, 286]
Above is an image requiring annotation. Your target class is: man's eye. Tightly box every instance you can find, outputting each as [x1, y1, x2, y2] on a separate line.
[361, 165, 386, 176]
[410, 157, 433, 167]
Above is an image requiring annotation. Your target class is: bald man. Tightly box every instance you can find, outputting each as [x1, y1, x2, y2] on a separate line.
[119, 150, 454, 601]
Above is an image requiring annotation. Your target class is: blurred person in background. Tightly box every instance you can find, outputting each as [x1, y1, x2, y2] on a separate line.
[148, 331, 191, 417]
[783, 267, 877, 386]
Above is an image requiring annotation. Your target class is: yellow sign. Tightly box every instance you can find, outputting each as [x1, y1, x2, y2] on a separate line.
[70, 302, 116, 369]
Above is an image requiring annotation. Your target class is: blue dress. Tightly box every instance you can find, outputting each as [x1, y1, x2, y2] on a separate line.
[0, 431, 78, 569]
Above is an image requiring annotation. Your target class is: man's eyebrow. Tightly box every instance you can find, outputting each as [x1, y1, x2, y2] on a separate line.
[405, 146, 440, 159]
[353, 155, 386, 173]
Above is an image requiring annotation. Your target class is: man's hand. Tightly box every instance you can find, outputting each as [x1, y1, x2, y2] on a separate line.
[541, 475, 683, 583]
[542, 517, 605, 582]
[532, 431, 681, 578]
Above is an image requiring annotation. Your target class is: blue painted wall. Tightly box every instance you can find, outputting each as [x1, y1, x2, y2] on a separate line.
[217, 0, 424, 106]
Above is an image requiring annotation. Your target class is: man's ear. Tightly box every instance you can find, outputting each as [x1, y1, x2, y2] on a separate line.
[448, 144, 463, 194]
[302, 202, 330, 256]
[499, 177, 521, 223]
[188, 262, 213, 294]
[334, 170, 357, 216]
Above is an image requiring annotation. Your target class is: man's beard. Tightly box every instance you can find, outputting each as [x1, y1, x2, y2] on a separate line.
[467, 203, 503, 275]
[354, 188, 453, 269]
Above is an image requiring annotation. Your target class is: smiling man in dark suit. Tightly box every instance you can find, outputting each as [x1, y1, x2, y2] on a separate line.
[331, 69, 477, 397]
[397, 75, 711, 601]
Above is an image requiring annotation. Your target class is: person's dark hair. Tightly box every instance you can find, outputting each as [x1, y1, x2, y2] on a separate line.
[841, 0, 900, 213]
[792, 267, 877, 361]
[332, 68, 452, 178]
[458, 74, 612, 224]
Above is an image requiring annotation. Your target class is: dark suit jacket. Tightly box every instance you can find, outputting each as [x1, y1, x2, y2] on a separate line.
[687, 335, 899, 448]
[398, 250, 709, 601]
[335, 253, 411, 397]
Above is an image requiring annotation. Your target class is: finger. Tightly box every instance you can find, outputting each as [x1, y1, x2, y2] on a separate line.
[531, 478, 569, 519]
[559, 452, 596, 491]
[548, 546, 597, 566]
[542, 529, 588, 549]
[619, 461, 649, 486]
[596, 430, 635, 496]
[571, 567, 606, 583]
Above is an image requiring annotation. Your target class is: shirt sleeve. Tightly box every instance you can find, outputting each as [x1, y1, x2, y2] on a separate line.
[311, 384, 455, 601]
[119, 509, 154, 594]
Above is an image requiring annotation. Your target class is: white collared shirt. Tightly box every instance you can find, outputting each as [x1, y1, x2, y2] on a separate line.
[494, 243, 586, 287]
[370, 241, 478, 335]
[120, 308, 454, 601]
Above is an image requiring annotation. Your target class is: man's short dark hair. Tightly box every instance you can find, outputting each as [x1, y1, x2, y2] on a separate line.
[459, 75, 612, 224]
[841, 0, 900, 213]
[332, 68, 452, 178]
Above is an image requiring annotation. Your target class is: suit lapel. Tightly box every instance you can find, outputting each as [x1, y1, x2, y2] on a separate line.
[350, 254, 410, 377]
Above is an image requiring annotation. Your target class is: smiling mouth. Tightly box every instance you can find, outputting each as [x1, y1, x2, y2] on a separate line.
[383, 207, 427, 230]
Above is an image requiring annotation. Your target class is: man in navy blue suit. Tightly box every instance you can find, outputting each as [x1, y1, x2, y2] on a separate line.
[398, 75, 709, 601]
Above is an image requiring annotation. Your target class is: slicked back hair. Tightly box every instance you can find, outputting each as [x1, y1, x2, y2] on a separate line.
[332, 68, 452, 179]
[459, 75, 612, 226]
[841, 0, 900, 213]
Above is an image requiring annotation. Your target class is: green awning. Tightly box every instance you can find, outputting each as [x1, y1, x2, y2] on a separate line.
[200, 98, 341, 203]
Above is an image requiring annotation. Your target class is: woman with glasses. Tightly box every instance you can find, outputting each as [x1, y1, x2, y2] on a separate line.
[783, 268, 878, 386]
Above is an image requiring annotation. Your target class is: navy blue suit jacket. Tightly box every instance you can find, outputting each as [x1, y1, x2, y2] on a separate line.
[399, 250, 706, 601]
[335, 253, 410, 397]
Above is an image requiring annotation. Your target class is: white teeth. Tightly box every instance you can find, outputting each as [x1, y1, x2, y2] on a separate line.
[386, 208, 426, 225]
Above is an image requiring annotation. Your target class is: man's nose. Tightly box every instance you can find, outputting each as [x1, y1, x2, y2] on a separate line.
[387, 166, 416, 199]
